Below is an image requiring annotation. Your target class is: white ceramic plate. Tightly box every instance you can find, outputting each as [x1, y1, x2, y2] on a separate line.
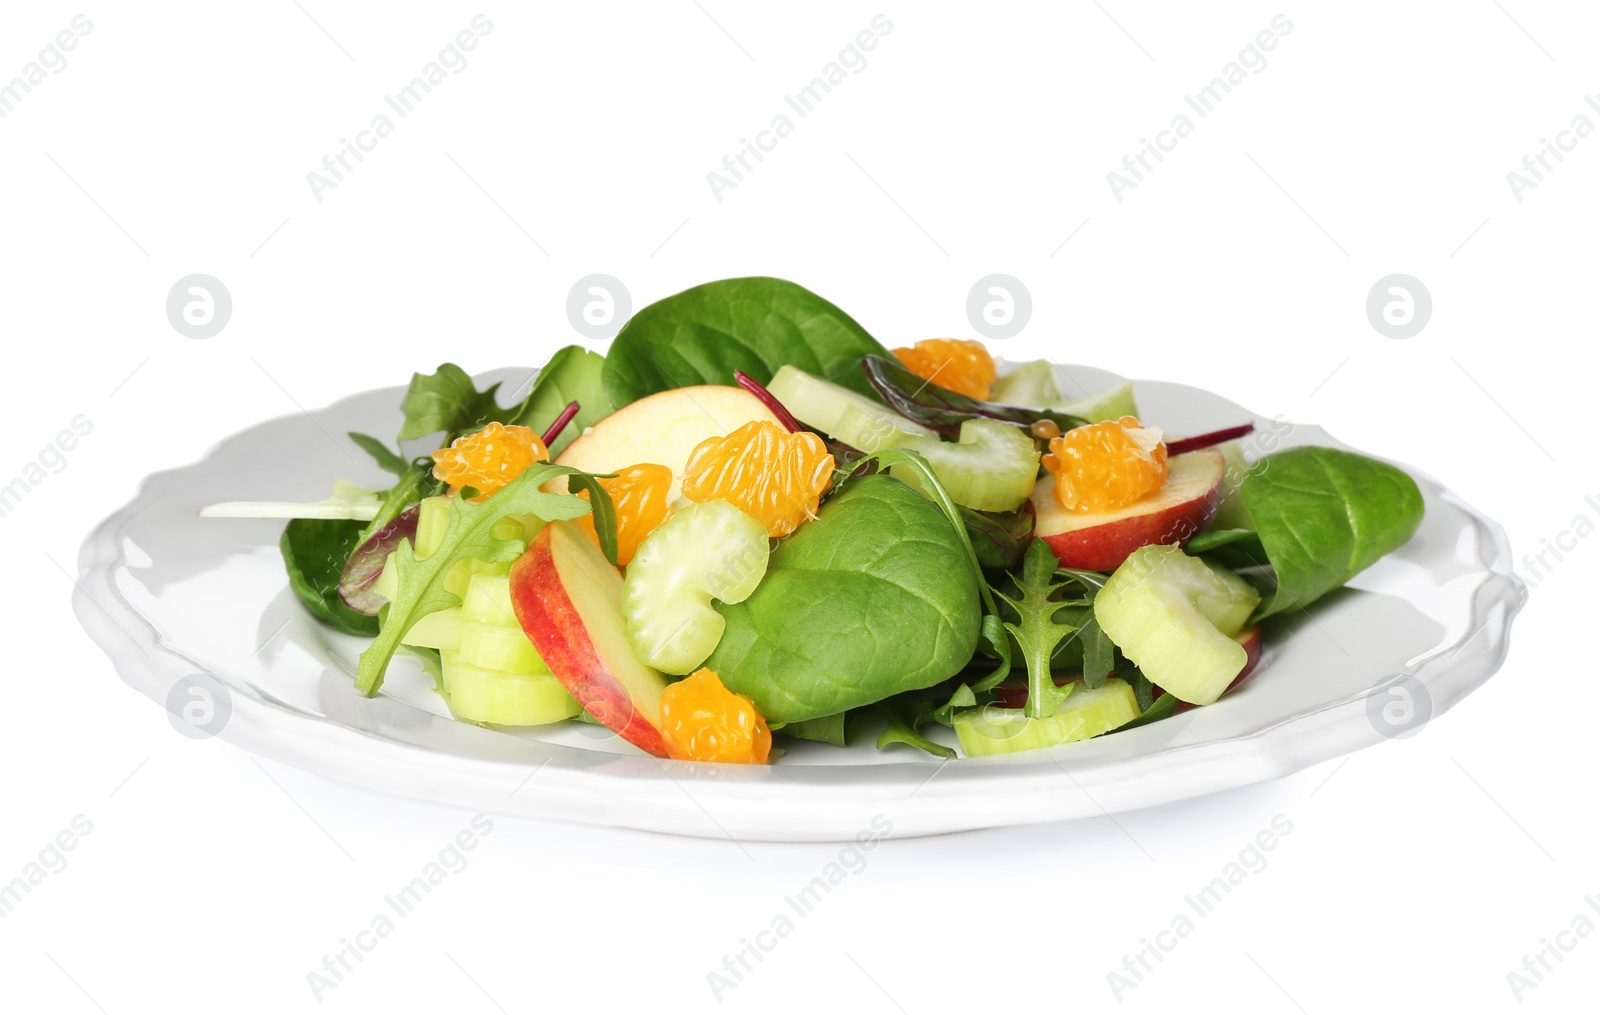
[75, 367, 1526, 841]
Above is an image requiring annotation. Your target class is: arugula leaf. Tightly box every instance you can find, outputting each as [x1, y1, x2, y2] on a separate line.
[1116, 689, 1178, 731]
[993, 541, 1090, 718]
[348, 432, 411, 477]
[705, 474, 983, 723]
[862, 355, 1088, 437]
[602, 277, 890, 407]
[875, 699, 955, 759]
[398, 364, 507, 441]
[1241, 447, 1424, 621]
[566, 473, 620, 566]
[355, 463, 594, 695]
[505, 345, 613, 455]
[1079, 616, 1116, 688]
[282, 519, 380, 637]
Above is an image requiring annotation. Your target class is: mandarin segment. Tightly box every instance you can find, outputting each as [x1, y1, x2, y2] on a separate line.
[680, 420, 833, 538]
[431, 422, 549, 502]
[659, 668, 772, 764]
[1043, 415, 1169, 514]
[573, 463, 673, 566]
[892, 338, 997, 400]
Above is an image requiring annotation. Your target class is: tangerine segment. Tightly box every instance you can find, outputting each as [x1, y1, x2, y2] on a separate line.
[1043, 415, 1169, 514]
[680, 421, 833, 538]
[573, 463, 673, 566]
[431, 422, 549, 502]
[660, 668, 772, 764]
[892, 338, 997, 400]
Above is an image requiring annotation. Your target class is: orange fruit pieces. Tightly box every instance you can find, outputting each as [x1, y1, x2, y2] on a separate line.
[680, 420, 833, 538]
[659, 668, 772, 764]
[892, 338, 997, 400]
[573, 463, 673, 566]
[1043, 415, 1169, 514]
[431, 422, 549, 502]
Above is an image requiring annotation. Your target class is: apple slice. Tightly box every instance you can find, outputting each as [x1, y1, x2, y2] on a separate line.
[550, 385, 781, 503]
[508, 520, 670, 756]
[1033, 446, 1225, 572]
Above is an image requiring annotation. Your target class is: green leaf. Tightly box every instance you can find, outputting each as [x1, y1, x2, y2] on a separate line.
[355, 463, 594, 695]
[705, 474, 983, 723]
[1080, 616, 1116, 689]
[862, 354, 1088, 437]
[959, 505, 1034, 570]
[856, 449, 1013, 690]
[281, 519, 380, 637]
[1241, 447, 1425, 620]
[875, 699, 955, 759]
[398, 363, 507, 441]
[996, 540, 1085, 719]
[1116, 689, 1178, 731]
[566, 473, 619, 566]
[780, 712, 848, 747]
[348, 432, 412, 477]
[602, 277, 890, 407]
[505, 345, 613, 455]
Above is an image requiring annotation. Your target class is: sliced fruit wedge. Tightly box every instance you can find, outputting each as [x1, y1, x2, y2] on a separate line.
[1093, 543, 1261, 705]
[551, 385, 781, 503]
[622, 499, 769, 673]
[954, 679, 1140, 757]
[509, 521, 671, 756]
[1033, 446, 1225, 572]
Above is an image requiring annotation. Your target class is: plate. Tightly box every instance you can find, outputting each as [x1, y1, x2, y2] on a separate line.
[74, 367, 1526, 841]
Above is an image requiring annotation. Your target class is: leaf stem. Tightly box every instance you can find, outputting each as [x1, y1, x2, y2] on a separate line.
[1167, 422, 1254, 456]
[733, 370, 806, 434]
[540, 400, 582, 446]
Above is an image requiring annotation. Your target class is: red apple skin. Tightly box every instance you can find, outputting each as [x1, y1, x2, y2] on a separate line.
[1033, 447, 1226, 572]
[509, 524, 670, 757]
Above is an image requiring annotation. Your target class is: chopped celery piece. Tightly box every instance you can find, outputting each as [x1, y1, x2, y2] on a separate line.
[892, 418, 1040, 512]
[954, 679, 1139, 756]
[403, 606, 465, 651]
[767, 364, 933, 451]
[990, 360, 1061, 406]
[441, 651, 581, 726]
[459, 620, 546, 674]
[1051, 380, 1139, 423]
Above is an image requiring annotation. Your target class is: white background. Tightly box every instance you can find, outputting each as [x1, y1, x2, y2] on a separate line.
[0, 2, 1591, 1012]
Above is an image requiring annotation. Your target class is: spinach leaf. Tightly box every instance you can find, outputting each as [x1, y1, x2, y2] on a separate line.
[356, 463, 595, 695]
[960, 505, 1034, 570]
[993, 540, 1088, 718]
[862, 355, 1088, 437]
[779, 712, 848, 747]
[506, 345, 613, 455]
[1241, 447, 1424, 621]
[602, 277, 889, 407]
[282, 519, 380, 637]
[705, 474, 983, 723]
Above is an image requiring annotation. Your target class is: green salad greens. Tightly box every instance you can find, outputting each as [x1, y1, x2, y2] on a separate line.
[219, 276, 1427, 765]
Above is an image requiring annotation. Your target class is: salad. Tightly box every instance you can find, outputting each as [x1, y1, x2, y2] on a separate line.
[205, 277, 1424, 764]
